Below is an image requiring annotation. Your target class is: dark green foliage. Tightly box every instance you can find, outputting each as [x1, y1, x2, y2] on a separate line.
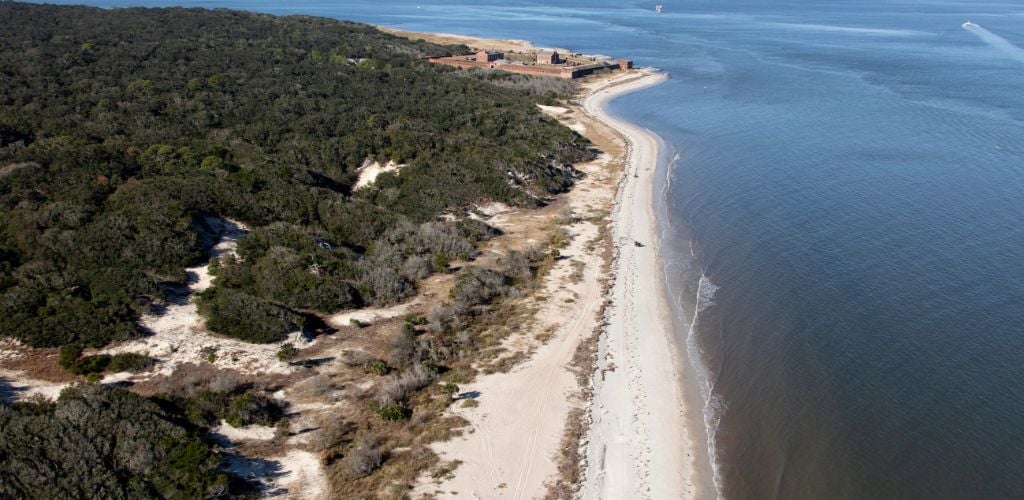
[60, 350, 156, 375]
[376, 403, 410, 421]
[225, 392, 284, 428]
[402, 322, 418, 337]
[171, 389, 285, 429]
[66, 354, 111, 376]
[108, 352, 157, 373]
[59, 344, 110, 375]
[0, 3, 588, 348]
[195, 287, 300, 343]
[433, 252, 452, 271]
[0, 384, 227, 499]
[277, 343, 298, 361]
[365, 360, 391, 376]
[442, 383, 460, 398]
[457, 218, 503, 243]
[404, 314, 428, 325]
[58, 344, 83, 369]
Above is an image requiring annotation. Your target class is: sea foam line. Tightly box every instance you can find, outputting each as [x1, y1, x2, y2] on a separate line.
[686, 274, 726, 498]
[658, 146, 725, 498]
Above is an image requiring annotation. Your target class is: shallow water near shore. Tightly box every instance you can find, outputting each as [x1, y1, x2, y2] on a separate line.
[34, 0, 1024, 497]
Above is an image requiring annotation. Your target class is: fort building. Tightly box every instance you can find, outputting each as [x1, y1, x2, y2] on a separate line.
[537, 50, 561, 65]
[428, 48, 633, 80]
[476, 50, 504, 62]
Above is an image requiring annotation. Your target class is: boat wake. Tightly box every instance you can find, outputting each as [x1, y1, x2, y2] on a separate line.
[962, 21, 1024, 65]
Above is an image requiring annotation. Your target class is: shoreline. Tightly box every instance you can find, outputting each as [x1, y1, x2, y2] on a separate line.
[383, 27, 714, 498]
[580, 72, 715, 499]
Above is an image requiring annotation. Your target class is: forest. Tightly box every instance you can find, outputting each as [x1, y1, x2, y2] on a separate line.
[0, 379, 287, 498]
[0, 3, 589, 348]
[0, 3, 591, 495]
[0, 384, 229, 498]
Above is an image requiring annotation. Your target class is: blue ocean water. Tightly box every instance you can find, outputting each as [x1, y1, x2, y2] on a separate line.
[32, 0, 1024, 497]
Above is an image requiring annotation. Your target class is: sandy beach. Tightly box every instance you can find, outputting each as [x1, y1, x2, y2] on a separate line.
[404, 40, 713, 495]
[579, 72, 712, 499]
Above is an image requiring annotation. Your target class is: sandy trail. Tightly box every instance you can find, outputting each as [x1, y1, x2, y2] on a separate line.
[579, 71, 709, 499]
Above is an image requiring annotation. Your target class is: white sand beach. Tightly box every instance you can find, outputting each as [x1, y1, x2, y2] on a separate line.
[579, 71, 710, 499]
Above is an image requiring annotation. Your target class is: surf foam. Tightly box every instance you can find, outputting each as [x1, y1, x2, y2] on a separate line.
[686, 274, 725, 498]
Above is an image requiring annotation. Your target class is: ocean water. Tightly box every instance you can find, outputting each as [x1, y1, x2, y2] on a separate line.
[32, 0, 1024, 497]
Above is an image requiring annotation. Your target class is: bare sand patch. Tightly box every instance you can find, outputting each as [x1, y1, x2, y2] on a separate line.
[354, 158, 405, 190]
[0, 368, 68, 402]
[537, 104, 570, 116]
[212, 421, 278, 443]
[328, 299, 420, 329]
[272, 450, 329, 499]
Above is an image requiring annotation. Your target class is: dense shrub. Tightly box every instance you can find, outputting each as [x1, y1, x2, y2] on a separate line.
[195, 287, 301, 343]
[58, 344, 84, 369]
[66, 354, 111, 376]
[0, 384, 227, 499]
[451, 268, 512, 306]
[171, 389, 286, 429]
[365, 360, 391, 376]
[277, 343, 298, 361]
[59, 352, 155, 376]
[107, 352, 157, 373]
[225, 392, 284, 428]
[376, 403, 409, 422]
[344, 435, 384, 477]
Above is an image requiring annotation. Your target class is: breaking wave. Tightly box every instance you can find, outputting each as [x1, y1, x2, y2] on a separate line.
[686, 274, 726, 497]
